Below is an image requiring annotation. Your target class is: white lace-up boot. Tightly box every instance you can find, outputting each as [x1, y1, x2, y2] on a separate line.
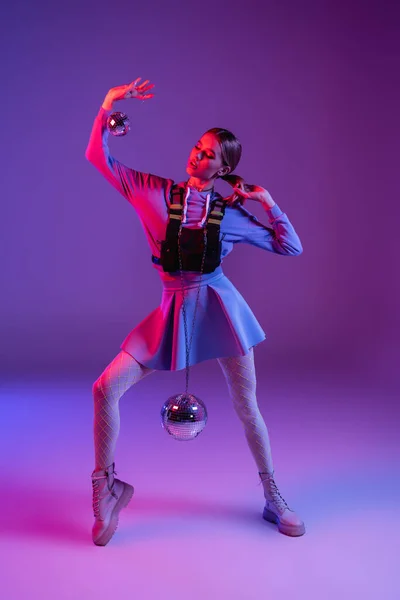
[258, 471, 305, 537]
[91, 462, 134, 546]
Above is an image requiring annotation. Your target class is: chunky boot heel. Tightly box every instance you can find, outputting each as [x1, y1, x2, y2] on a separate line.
[91, 462, 134, 546]
[263, 507, 279, 524]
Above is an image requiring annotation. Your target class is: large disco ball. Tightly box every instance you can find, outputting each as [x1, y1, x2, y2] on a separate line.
[160, 392, 208, 441]
[106, 111, 130, 136]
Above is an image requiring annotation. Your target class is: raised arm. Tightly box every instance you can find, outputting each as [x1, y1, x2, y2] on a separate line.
[222, 181, 303, 256]
[241, 202, 303, 255]
[85, 79, 165, 204]
[221, 202, 302, 256]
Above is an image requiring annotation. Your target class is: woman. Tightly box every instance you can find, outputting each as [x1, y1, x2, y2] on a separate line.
[85, 78, 305, 546]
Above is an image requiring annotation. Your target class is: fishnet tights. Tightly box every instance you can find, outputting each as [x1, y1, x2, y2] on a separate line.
[92, 350, 155, 471]
[92, 347, 273, 475]
[217, 347, 274, 474]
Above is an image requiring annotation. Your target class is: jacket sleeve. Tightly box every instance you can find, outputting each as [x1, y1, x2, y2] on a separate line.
[236, 202, 303, 256]
[85, 105, 169, 207]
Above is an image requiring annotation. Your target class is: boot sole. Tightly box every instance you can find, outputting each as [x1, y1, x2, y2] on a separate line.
[93, 483, 134, 546]
[263, 507, 306, 537]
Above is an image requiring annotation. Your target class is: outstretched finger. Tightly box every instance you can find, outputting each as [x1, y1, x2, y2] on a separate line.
[127, 80, 137, 91]
[139, 83, 155, 92]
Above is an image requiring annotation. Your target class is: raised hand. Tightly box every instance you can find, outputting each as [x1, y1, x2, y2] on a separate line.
[121, 77, 155, 100]
[225, 179, 270, 207]
[103, 78, 155, 109]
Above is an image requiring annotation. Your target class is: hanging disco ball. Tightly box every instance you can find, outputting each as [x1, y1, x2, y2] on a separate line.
[160, 392, 208, 441]
[106, 111, 130, 136]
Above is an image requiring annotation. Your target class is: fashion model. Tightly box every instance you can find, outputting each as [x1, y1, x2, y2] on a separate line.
[85, 78, 305, 545]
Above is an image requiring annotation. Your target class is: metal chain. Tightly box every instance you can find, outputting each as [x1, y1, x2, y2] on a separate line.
[177, 220, 208, 394]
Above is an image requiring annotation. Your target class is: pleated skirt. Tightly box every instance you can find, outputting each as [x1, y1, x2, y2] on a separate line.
[120, 265, 266, 371]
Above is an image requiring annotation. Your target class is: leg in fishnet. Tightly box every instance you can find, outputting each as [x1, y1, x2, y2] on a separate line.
[217, 347, 274, 475]
[217, 348, 306, 535]
[92, 350, 156, 471]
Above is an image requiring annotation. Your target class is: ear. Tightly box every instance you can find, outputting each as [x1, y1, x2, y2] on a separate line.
[218, 166, 231, 177]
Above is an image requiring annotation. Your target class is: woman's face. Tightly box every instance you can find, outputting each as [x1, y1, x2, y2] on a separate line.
[186, 133, 228, 180]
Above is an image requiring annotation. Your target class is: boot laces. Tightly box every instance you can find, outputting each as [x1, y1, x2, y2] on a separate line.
[91, 466, 119, 518]
[258, 471, 290, 512]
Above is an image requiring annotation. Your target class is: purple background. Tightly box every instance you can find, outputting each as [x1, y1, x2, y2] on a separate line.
[1, 0, 398, 386]
[1, 1, 399, 598]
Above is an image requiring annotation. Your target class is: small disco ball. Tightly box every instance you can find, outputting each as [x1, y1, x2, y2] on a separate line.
[106, 111, 130, 136]
[160, 392, 208, 441]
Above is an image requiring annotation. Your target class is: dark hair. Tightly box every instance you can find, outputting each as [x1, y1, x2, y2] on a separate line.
[204, 128, 244, 187]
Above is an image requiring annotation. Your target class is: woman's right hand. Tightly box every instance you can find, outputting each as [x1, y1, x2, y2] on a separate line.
[102, 78, 155, 109]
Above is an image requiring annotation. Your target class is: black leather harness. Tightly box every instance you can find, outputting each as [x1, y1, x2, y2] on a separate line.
[151, 183, 227, 274]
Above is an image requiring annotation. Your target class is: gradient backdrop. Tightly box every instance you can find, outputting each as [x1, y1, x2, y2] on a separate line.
[1, 0, 399, 598]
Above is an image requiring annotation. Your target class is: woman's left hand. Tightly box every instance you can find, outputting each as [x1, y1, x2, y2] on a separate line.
[225, 178, 273, 207]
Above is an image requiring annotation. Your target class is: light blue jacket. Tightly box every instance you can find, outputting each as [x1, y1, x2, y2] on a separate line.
[85, 106, 303, 274]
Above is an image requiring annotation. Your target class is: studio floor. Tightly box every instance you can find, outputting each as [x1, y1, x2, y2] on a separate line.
[1, 361, 398, 599]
